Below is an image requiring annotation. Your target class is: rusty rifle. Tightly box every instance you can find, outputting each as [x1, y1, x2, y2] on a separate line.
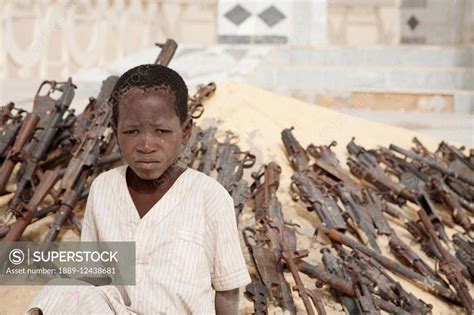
[154, 39, 178, 66]
[418, 204, 472, 314]
[3, 171, 59, 241]
[43, 97, 114, 242]
[0, 103, 26, 161]
[0, 113, 40, 194]
[281, 127, 309, 172]
[319, 226, 460, 304]
[197, 127, 218, 175]
[390, 144, 474, 186]
[7, 79, 76, 211]
[291, 172, 346, 231]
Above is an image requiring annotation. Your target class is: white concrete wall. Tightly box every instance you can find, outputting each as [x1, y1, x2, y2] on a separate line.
[0, 0, 217, 80]
[1, 0, 472, 81]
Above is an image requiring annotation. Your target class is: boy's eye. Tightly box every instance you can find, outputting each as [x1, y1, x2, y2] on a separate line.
[123, 129, 138, 135]
[156, 129, 170, 134]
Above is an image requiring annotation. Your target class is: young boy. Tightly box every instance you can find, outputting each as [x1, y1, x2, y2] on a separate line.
[27, 65, 250, 314]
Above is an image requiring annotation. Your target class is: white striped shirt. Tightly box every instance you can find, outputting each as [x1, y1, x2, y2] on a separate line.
[80, 165, 250, 314]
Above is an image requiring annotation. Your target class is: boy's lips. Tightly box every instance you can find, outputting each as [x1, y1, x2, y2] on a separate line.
[135, 159, 161, 163]
[135, 160, 161, 165]
[135, 161, 161, 171]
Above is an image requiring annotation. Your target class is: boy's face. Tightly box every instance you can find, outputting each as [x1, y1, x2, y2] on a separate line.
[115, 87, 191, 180]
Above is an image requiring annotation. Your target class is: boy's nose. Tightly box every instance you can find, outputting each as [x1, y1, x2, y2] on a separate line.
[137, 134, 158, 153]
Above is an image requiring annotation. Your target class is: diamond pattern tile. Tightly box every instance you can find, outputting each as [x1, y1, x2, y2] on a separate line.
[258, 5, 286, 27]
[407, 16, 419, 31]
[224, 4, 251, 26]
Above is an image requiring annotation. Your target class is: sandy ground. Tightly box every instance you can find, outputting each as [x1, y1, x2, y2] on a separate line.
[0, 81, 472, 314]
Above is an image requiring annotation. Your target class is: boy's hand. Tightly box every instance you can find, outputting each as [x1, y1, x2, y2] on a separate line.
[215, 288, 239, 315]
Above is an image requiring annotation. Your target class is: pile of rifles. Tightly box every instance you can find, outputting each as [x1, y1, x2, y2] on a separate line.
[0, 38, 472, 314]
[242, 129, 473, 314]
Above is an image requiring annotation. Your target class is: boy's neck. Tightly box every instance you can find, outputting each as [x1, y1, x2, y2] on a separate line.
[126, 163, 186, 194]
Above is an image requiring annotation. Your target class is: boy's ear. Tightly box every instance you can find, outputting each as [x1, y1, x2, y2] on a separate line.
[182, 119, 193, 145]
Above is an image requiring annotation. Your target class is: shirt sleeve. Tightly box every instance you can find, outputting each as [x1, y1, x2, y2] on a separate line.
[206, 185, 251, 291]
[81, 180, 99, 242]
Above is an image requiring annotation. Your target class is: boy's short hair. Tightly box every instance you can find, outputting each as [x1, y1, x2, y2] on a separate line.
[109, 64, 188, 125]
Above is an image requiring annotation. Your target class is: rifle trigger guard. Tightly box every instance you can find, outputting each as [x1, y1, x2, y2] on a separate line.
[243, 153, 256, 168]
[191, 104, 204, 119]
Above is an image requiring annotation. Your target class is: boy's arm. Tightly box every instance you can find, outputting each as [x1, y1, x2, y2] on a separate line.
[206, 186, 251, 313]
[215, 288, 239, 315]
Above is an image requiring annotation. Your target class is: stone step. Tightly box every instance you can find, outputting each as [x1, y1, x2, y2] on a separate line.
[348, 109, 474, 146]
[313, 88, 474, 113]
[250, 65, 473, 91]
[265, 45, 473, 68]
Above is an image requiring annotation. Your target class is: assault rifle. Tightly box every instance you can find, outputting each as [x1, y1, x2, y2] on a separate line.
[244, 282, 268, 315]
[281, 241, 326, 315]
[0, 102, 15, 125]
[185, 82, 216, 125]
[243, 227, 296, 314]
[0, 102, 26, 161]
[296, 256, 412, 314]
[197, 127, 218, 175]
[71, 76, 118, 147]
[320, 248, 358, 314]
[306, 142, 359, 192]
[388, 234, 448, 288]
[291, 171, 346, 231]
[347, 139, 416, 205]
[306, 141, 400, 252]
[0, 113, 40, 194]
[177, 125, 202, 168]
[43, 86, 116, 242]
[359, 189, 392, 235]
[3, 171, 59, 241]
[319, 226, 460, 304]
[390, 143, 474, 186]
[178, 82, 217, 167]
[430, 177, 471, 232]
[418, 194, 472, 314]
[0, 79, 76, 236]
[452, 233, 474, 281]
[216, 131, 255, 218]
[306, 141, 411, 227]
[437, 141, 473, 173]
[348, 250, 432, 314]
[247, 162, 325, 314]
[231, 179, 250, 218]
[335, 184, 380, 252]
[346, 264, 380, 315]
[281, 127, 309, 171]
[215, 132, 255, 188]
[1, 76, 118, 240]
[377, 147, 471, 231]
[45, 76, 119, 172]
[404, 220, 442, 260]
[154, 39, 178, 66]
